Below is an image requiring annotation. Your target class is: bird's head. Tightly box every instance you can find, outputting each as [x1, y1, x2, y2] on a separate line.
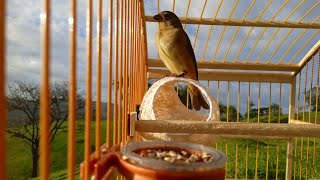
[153, 11, 182, 29]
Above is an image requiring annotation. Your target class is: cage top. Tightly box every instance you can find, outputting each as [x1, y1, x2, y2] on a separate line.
[143, 0, 320, 73]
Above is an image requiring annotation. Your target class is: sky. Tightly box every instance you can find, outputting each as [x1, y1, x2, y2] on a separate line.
[5, 0, 320, 114]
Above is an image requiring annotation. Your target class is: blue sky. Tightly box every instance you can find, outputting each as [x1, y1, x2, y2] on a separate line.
[5, 0, 320, 114]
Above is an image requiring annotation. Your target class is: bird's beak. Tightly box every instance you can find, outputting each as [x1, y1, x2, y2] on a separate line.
[153, 14, 162, 22]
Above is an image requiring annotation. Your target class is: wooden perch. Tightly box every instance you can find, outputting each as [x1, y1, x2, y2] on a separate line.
[135, 120, 320, 138]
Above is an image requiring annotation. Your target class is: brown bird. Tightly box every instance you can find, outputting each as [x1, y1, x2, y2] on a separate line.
[153, 11, 209, 110]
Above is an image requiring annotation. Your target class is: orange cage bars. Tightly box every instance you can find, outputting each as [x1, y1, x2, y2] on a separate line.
[2, 0, 320, 179]
[0, 0, 6, 179]
[41, 0, 147, 179]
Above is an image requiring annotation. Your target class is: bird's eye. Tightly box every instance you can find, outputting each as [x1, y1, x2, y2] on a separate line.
[164, 13, 170, 18]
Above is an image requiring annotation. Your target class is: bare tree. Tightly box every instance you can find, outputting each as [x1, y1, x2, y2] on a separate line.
[6, 81, 84, 177]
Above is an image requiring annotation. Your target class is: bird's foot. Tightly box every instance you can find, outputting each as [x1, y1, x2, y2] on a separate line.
[162, 74, 173, 78]
[176, 72, 186, 77]
[161, 72, 186, 79]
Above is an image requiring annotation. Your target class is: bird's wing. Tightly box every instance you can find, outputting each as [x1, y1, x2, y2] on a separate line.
[182, 30, 199, 80]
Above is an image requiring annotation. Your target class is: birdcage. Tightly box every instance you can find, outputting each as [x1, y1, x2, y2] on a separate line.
[1, 0, 320, 180]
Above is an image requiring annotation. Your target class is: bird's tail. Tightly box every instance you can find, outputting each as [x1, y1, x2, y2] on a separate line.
[187, 84, 209, 111]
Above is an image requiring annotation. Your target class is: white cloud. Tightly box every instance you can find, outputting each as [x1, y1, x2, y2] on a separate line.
[6, 0, 113, 101]
[5, 0, 319, 109]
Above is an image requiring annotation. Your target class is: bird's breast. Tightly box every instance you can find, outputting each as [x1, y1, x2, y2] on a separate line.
[156, 29, 185, 74]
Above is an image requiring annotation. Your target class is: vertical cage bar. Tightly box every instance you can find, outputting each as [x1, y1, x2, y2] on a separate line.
[67, 0, 77, 179]
[137, 0, 141, 103]
[269, 83, 272, 123]
[128, 0, 132, 112]
[136, 0, 142, 103]
[83, 0, 93, 179]
[300, 63, 309, 179]
[266, 140, 270, 180]
[137, 0, 141, 102]
[130, 0, 136, 111]
[134, 0, 139, 108]
[227, 81, 230, 122]
[40, 0, 51, 179]
[139, 0, 147, 95]
[276, 83, 283, 180]
[312, 50, 320, 179]
[266, 83, 272, 180]
[136, 0, 140, 105]
[315, 50, 320, 125]
[217, 81, 220, 108]
[123, 0, 129, 143]
[172, 0, 175, 12]
[128, 0, 134, 112]
[118, 0, 124, 144]
[286, 77, 296, 180]
[237, 82, 240, 122]
[306, 57, 315, 179]
[107, 0, 114, 147]
[131, 0, 136, 112]
[139, 0, 143, 101]
[113, 0, 119, 145]
[279, 83, 282, 123]
[0, 0, 6, 179]
[276, 144, 279, 180]
[235, 81, 240, 178]
[95, 0, 103, 158]
[255, 83, 261, 179]
[247, 82, 251, 122]
[258, 83, 261, 122]
[246, 82, 251, 180]
[131, 0, 135, 112]
[255, 141, 259, 179]
[294, 72, 302, 180]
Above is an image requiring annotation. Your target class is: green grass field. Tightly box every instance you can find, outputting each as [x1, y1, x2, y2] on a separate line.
[7, 114, 320, 179]
[7, 120, 107, 180]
